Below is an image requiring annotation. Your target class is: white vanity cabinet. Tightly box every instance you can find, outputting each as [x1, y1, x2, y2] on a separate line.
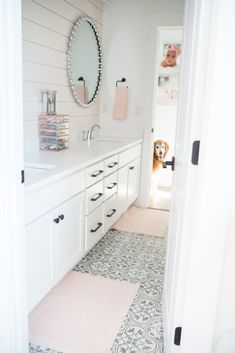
[54, 193, 84, 284]
[25, 140, 142, 311]
[25, 170, 85, 312]
[103, 193, 118, 234]
[127, 158, 140, 206]
[85, 205, 104, 251]
[26, 209, 55, 312]
[117, 144, 141, 217]
[26, 192, 84, 312]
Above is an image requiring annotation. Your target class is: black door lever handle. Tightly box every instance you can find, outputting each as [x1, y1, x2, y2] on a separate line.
[162, 156, 175, 171]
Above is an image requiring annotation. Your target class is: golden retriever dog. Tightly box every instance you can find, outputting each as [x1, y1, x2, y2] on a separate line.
[153, 139, 169, 172]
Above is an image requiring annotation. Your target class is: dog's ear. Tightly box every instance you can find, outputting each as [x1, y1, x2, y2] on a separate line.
[153, 141, 158, 157]
[164, 141, 169, 157]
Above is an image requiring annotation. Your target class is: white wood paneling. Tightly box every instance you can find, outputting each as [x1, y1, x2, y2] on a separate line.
[34, 0, 83, 23]
[22, 0, 72, 36]
[24, 101, 100, 120]
[23, 62, 67, 86]
[23, 120, 39, 153]
[23, 41, 66, 68]
[23, 82, 71, 102]
[89, 0, 103, 11]
[22, 0, 103, 153]
[22, 19, 68, 52]
[65, 0, 102, 24]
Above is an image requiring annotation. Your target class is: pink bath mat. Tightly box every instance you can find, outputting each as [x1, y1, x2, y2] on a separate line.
[29, 271, 139, 353]
[113, 206, 169, 236]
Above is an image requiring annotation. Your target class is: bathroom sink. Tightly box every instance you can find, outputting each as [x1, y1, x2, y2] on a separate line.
[24, 162, 55, 178]
[25, 162, 55, 170]
[96, 138, 122, 143]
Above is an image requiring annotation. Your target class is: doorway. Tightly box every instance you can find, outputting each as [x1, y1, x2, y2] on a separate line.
[149, 27, 183, 211]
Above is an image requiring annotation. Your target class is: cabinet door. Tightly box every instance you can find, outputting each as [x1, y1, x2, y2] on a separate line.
[117, 165, 128, 217]
[54, 192, 84, 283]
[127, 158, 140, 206]
[26, 210, 55, 312]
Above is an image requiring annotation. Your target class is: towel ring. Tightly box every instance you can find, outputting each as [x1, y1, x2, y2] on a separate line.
[78, 76, 85, 86]
[116, 77, 128, 88]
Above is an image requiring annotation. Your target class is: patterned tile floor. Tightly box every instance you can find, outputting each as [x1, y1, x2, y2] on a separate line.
[29, 229, 166, 353]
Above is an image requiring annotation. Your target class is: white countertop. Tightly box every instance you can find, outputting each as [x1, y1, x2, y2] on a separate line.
[24, 137, 142, 193]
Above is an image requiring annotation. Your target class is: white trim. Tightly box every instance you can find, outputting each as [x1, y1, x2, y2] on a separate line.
[145, 25, 183, 208]
[0, 0, 28, 352]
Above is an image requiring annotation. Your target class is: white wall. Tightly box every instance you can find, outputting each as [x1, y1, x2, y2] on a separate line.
[100, 0, 184, 205]
[22, 0, 103, 153]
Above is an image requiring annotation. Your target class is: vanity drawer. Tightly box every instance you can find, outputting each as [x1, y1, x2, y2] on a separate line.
[104, 193, 118, 234]
[119, 144, 141, 168]
[85, 205, 104, 251]
[85, 180, 104, 215]
[86, 161, 105, 187]
[104, 154, 118, 176]
[104, 171, 118, 201]
[25, 170, 85, 225]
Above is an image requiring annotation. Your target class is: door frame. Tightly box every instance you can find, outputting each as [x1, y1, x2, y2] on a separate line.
[146, 25, 183, 209]
[0, 0, 28, 352]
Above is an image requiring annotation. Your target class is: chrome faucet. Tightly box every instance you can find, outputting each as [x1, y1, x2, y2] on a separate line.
[87, 124, 101, 146]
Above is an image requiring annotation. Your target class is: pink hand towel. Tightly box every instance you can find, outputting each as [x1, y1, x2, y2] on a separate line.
[113, 86, 128, 120]
[74, 84, 86, 103]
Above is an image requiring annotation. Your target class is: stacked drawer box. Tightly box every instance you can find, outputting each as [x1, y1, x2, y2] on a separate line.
[39, 114, 69, 151]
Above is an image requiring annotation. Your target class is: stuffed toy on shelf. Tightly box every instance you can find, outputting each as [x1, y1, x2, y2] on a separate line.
[161, 44, 181, 68]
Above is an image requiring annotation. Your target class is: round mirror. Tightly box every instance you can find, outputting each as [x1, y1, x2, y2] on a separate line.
[67, 16, 102, 107]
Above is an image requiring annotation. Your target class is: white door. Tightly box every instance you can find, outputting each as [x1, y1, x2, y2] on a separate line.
[163, 0, 214, 351]
[54, 193, 84, 283]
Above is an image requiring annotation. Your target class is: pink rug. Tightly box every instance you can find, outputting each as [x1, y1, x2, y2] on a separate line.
[113, 206, 169, 236]
[29, 271, 139, 353]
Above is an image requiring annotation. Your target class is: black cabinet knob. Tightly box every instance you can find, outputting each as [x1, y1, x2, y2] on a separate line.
[59, 214, 64, 220]
[54, 217, 60, 224]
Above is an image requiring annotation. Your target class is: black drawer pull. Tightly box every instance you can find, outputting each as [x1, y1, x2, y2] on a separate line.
[91, 192, 103, 201]
[108, 162, 118, 168]
[90, 222, 102, 233]
[107, 182, 117, 190]
[91, 170, 104, 177]
[59, 214, 64, 220]
[106, 209, 117, 218]
[129, 166, 135, 170]
[54, 217, 60, 224]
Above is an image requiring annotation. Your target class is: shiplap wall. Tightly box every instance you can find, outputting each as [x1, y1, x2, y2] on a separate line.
[22, 0, 103, 153]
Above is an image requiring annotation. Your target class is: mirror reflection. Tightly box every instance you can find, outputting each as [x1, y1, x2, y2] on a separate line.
[67, 17, 102, 107]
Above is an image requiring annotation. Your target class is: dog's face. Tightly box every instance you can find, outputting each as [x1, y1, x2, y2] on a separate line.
[154, 140, 169, 161]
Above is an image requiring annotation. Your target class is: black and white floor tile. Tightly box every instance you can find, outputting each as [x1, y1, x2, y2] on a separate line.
[29, 229, 166, 353]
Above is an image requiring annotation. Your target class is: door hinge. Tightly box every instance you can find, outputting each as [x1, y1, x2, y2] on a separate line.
[191, 140, 200, 165]
[174, 327, 182, 346]
[21, 170, 25, 184]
